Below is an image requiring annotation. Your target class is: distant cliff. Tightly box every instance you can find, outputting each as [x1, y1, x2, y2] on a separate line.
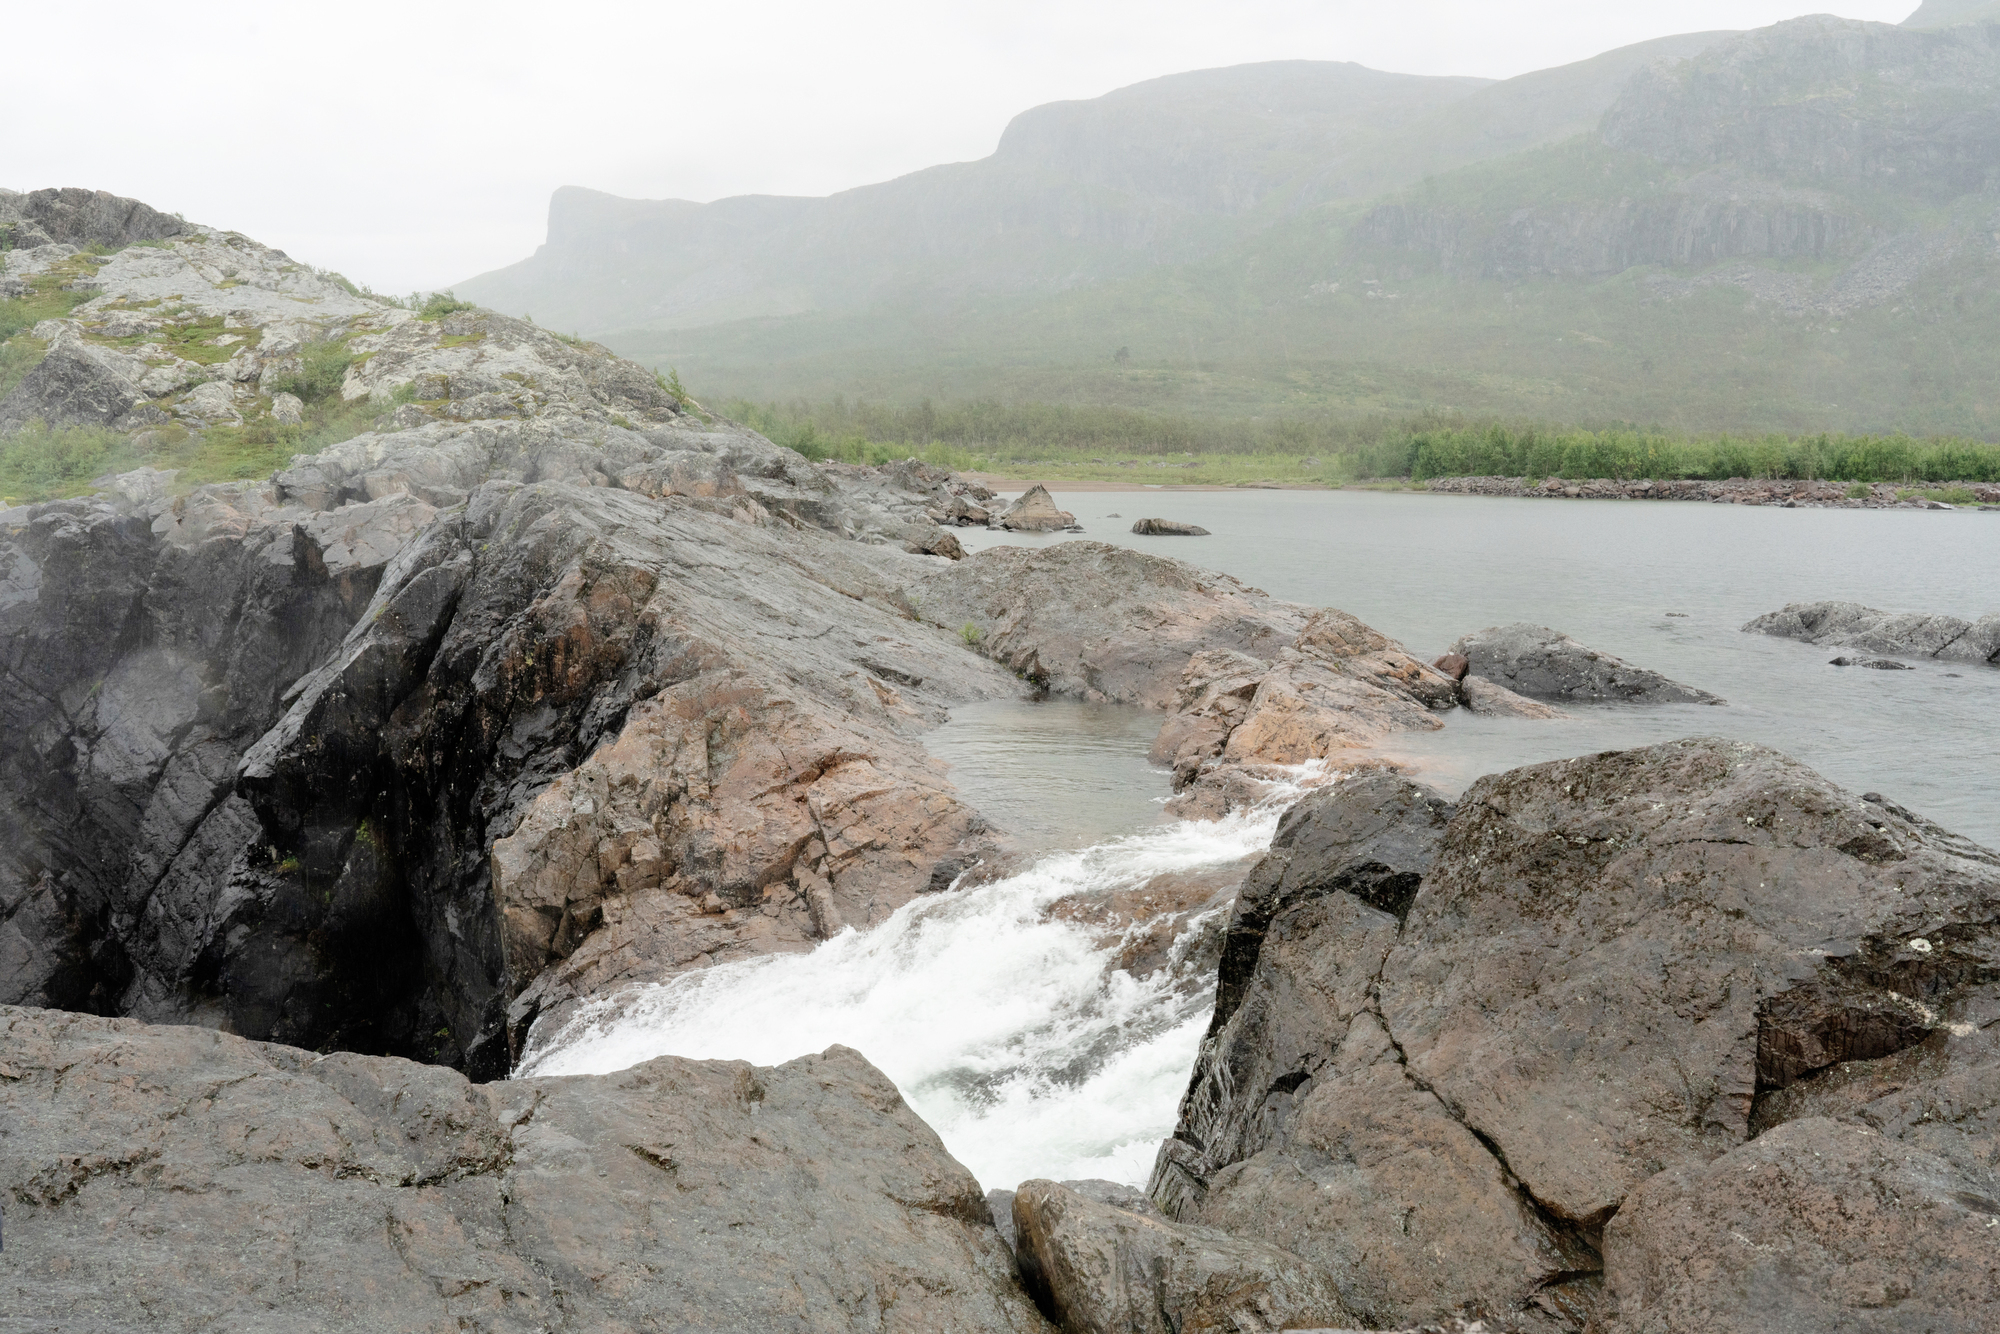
[456, 36, 1727, 336]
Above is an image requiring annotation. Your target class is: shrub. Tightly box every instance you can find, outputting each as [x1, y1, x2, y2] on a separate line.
[417, 291, 477, 321]
[269, 339, 354, 404]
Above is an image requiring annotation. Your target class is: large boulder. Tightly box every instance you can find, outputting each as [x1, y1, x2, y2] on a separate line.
[1151, 739, 2000, 1332]
[1447, 623, 1721, 704]
[1743, 599, 2000, 665]
[998, 483, 1078, 532]
[0, 333, 145, 432]
[1011, 1179, 1353, 1333]
[0, 1006, 1049, 1333]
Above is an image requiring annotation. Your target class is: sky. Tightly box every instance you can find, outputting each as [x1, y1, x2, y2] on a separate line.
[3, 2, 1919, 294]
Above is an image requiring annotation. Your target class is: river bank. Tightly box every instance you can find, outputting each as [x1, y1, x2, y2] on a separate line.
[960, 470, 2000, 508]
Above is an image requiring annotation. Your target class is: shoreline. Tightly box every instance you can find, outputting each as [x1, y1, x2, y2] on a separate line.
[962, 472, 2000, 509]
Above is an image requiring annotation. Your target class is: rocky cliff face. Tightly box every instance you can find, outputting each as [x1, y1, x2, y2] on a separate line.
[1358, 17, 2000, 305]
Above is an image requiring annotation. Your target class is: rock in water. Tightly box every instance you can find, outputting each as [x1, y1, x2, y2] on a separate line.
[1151, 738, 2000, 1332]
[1448, 622, 1721, 704]
[997, 483, 1078, 531]
[1012, 1180, 1353, 1333]
[1130, 518, 1210, 535]
[1746, 600, 2000, 665]
[1460, 672, 1567, 717]
[1830, 656, 1915, 670]
[0, 1006, 1048, 1333]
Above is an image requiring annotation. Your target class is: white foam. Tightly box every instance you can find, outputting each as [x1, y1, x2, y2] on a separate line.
[519, 765, 1329, 1191]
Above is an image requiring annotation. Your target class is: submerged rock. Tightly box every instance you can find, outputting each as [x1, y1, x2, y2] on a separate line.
[1747, 600, 2000, 665]
[1130, 518, 1210, 535]
[1012, 1179, 1352, 1334]
[1448, 622, 1722, 704]
[1830, 656, 1915, 669]
[0, 1006, 1047, 1333]
[1152, 739, 2000, 1332]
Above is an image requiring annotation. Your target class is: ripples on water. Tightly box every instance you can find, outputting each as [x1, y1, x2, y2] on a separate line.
[522, 491, 1999, 1191]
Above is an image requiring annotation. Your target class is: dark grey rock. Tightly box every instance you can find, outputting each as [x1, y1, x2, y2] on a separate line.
[1830, 656, 1915, 669]
[1447, 622, 1722, 704]
[0, 1007, 1049, 1334]
[10, 187, 184, 247]
[1130, 518, 1210, 535]
[0, 337, 141, 431]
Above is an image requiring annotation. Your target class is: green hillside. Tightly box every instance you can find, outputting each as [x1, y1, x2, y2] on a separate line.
[597, 15, 2000, 439]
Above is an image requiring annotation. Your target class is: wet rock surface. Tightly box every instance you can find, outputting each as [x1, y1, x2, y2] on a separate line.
[1130, 518, 1211, 535]
[1012, 1179, 1354, 1334]
[1448, 622, 1721, 704]
[0, 1006, 1049, 1334]
[1150, 739, 2000, 1332]
[1745, 599, 2000, 665]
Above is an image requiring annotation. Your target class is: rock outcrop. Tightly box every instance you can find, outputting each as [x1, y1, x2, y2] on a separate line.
[1744, 599, 2000, 666]
[1146, 611, 1461, 813]
[0, 198, 1022, 1077]
[1130, 518, 1210, 535]
[1150, 739, 2000, 1332]
[0, 187, 184, 251]
[1448, 622, 1721, 704]
[1011, 1179, 1353, 1334]
[0, 1006, 1049, 1334]
[916, 541, 1309, 707]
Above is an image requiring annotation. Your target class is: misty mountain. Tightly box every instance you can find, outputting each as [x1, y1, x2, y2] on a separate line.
[457, 33, 1726, 336]
[461, 11, 2000, 437]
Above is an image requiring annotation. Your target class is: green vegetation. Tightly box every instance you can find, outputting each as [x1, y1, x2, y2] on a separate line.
[960, 622, 985, 646]
[267, 338, 354, 404]
[416, 291, 476, 320]
[0, 390, 409, 506]
[724, 396, 2000, 486]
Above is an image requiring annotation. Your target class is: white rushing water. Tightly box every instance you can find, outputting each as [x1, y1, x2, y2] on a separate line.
[520, 768, 1328, 1191]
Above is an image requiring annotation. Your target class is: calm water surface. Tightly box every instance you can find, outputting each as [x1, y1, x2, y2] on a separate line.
[957, 489, 2000, 845]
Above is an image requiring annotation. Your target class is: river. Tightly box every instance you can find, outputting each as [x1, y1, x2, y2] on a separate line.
[521, 488, 2000, 1191]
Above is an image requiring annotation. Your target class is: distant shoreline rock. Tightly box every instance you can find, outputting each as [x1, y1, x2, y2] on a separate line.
[1746, 600, 2000, 666]
[1425, 475, 2000, 509]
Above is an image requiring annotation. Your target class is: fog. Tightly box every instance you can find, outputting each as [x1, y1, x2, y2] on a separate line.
[2, 2, 1918, 292]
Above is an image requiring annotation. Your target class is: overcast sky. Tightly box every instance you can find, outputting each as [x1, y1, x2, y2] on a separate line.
[3, 2, 1918, 293]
